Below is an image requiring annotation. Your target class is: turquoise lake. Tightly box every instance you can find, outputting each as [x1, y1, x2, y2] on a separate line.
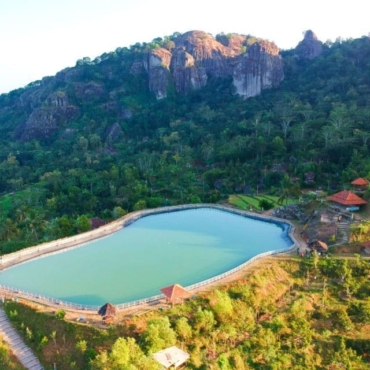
[0, 208, 292, 306]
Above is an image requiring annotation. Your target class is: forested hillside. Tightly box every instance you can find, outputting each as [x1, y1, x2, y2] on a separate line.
[4, 258, 370, 369]
[1, 31, 370, 253]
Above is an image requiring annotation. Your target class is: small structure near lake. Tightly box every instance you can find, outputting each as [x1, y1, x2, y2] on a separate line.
[160, 284, 191, 305]
[351, 178, 369, 191]
[89, 217, 106, 230]
[153, 346, 190, 369]
[327, 190, 367, 211]
[98, 302, 117, 324]
[308, 240, 328, 254]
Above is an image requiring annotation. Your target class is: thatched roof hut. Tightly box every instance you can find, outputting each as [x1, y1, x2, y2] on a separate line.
[98, 303, 117, 318]
[160, 284, 191, 304]
[89, 217, 106, 230]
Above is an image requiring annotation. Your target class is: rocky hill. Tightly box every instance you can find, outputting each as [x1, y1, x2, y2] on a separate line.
[134, 30, 284, 99]
[0, 29, 308, 142]
[1, 29, 370, 254]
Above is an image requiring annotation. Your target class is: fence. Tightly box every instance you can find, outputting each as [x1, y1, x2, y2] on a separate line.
[0, 204, 299, 312]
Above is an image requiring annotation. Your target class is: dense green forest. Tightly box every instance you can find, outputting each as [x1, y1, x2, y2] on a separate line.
[3, 256, 370, 369]
[1, 34, 370, 253]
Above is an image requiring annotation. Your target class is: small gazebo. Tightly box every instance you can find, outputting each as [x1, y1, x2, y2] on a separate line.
[98, 302, 117, 323]
[351, 178, 369, 191]
[327, 190, 367, 209]
[160, 284, 191, 305]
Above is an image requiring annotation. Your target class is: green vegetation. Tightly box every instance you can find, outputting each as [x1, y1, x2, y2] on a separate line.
[229, 194, 297, 211]
[1, 36, 370, 254]
[3, 256, 370, 369]
[0, 338, 24, 369]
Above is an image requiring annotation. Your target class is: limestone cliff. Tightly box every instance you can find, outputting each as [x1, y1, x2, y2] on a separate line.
[295, 30, 323, 59]
[170, 49, 207, 94]
[140, 30, 284, 99]
[143, 48, 172, 99]
[3, 29, 287, 141]
[233, 41, 284, 98]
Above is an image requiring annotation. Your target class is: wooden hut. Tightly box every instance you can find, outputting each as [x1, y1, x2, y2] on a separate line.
[89, 217, 106, 230]
[308, 240, 328, 254]
[98, 303, 117, 323]
[153, 346, 190, 369]
[351, 178, 369, 191]
[160, 284, 191, 304]
[327, 190, 367, 210]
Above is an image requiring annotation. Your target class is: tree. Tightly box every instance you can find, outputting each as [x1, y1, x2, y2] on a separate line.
[194, 307, 216, 334]
[91, 337, 160, 370]
[0, 218, 19, 241]
[211, 290, 234, 322]
[278, 174, 301, 205]
[133, 200, 147, 211]
[75, 215, 91, 233]
[175, 317, 192, 343]
[112, 206, 127, 219]
[312, 250, 319, 269]
[329, 337, 360, 370]
[141, 317, 177, 354]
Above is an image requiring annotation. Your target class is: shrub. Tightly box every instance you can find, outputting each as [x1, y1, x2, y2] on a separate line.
[259, 198, 275, 211]
[55, 309, 66, 320]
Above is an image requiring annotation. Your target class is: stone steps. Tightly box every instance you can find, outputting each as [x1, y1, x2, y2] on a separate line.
[0, 308, 44, 370]
[336, 223, 350, 243]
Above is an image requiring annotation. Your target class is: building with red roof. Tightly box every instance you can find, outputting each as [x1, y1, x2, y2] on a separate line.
[327, 190, 367, 206]
[160, 284, 191, 304]
[351, 178, 369, 191]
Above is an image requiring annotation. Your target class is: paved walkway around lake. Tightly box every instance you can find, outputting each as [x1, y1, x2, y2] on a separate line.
[0, 308, 44, 370]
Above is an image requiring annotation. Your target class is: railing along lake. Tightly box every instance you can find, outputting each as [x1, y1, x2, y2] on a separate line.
[0, 204, 298, 312]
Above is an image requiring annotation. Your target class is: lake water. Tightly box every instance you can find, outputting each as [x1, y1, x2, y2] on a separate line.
[0, 208, 292, 306]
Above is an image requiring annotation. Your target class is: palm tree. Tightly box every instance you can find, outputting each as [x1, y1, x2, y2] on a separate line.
[0, 218, 19, 241]
[278, 174, 301, 205]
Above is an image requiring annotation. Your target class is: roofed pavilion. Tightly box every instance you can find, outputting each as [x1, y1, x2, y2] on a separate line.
[327, 190, 367, 207]
[98, 303, 117, 318]
[160, 284, 191, 304]
[351, 178, 369, 191]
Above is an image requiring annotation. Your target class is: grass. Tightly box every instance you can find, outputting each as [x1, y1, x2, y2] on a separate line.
[228, 194, 298, 210]
[228, 195, 252, 210]
[0, 338, 24, 369]
[2, 301, 122, 370]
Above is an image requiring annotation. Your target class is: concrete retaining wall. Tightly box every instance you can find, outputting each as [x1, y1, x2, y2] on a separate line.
[0, 204, 299, 311]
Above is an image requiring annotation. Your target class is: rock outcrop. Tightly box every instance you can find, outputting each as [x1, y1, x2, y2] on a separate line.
[295, 30, 323, 59]
[3, 29, 287, 141]
[105, 122, 123, 143]
[170, 49, 207, 94]
[140, 30, 284, 99]
[233, 41, 284, 98]
[143, 48, 172, 99]
[19, 91, 79, 141]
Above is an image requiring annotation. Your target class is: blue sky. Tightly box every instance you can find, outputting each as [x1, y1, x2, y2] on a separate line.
[1, 0, 369, 94]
